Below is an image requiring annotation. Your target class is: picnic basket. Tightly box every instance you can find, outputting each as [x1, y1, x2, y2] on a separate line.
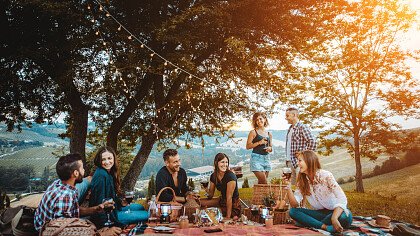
[156, 187, 183, 222]
[249, 183, 290, 224]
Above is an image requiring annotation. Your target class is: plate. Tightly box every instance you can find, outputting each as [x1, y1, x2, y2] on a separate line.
[153, 226, 175, 232]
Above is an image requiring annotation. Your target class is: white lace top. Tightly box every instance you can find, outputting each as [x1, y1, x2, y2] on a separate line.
[294, 169, 349, 215]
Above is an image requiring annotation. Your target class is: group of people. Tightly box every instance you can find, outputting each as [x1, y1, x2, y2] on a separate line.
[33, 107, 352, 235]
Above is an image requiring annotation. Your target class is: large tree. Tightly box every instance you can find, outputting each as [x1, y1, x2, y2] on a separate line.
[292, 0, 419, 192]
[87, 0, 344, 190]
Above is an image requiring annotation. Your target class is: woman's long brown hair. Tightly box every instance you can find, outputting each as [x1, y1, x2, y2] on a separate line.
[213, 153, 230, 185]
[296, 150, 321, 196]
[94, 146, 121, 195]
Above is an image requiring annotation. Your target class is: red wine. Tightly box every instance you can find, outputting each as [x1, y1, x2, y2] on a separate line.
[125, 197, 133, 204]
[251, 209, 259, 216]
[104, 205, 113, 213]
[201, 181, 209, 188]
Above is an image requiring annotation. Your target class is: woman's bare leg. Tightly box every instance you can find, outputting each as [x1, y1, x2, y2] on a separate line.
[253, 171, 267, 184]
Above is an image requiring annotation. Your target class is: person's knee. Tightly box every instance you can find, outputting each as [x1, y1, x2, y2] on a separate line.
[339, 211, 353, 228]
[289, 207, 299, 219]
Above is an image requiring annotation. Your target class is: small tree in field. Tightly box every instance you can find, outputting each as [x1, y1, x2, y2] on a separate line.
[188, 178, 195, 191]
[242, 177, 250, 188]
[147, 175, 156, 199]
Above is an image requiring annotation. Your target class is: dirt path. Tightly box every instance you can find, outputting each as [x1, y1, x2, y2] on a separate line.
[11, 193, 43, 208]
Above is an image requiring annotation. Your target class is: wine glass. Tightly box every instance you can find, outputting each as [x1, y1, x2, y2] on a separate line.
[125, 191, 135, 213]
[282, 167, 292, 182]
[250, 205, 259, 222]
[102, 198, 114, 226]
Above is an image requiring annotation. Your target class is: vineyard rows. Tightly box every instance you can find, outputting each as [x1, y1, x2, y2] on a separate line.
[0, 146, 59, 176]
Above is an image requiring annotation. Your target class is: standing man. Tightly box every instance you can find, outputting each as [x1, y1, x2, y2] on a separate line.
[34, 153, 121, 236]
[156, 149, 193, 203]
[285, 107, 317, 184]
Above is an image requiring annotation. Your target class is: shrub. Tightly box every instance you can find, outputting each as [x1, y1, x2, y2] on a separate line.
[242, 177, 249, 188]
[337, 177, 345, 185]
[347, 176, 355, 182]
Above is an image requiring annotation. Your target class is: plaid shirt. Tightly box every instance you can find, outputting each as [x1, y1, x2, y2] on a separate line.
[34, 179, 80, 231]
[286, 121, 317, 168]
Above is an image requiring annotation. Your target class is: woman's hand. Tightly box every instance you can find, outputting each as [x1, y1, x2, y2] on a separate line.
[264, 146, 273, 152]
[332, 218, 343, 233]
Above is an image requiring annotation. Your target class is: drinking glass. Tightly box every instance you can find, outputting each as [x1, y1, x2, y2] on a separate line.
[250, 205, 259, 222]
[102, 198, 114, 226]
[282, 167, 292, 181]
[124, 191, 135, 213]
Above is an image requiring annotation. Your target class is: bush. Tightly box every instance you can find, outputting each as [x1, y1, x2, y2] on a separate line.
[337, 177, 345, 185]
[403, 147, 420, 167]
[347, 176, 355, 182]
[242, 177, 249, 188]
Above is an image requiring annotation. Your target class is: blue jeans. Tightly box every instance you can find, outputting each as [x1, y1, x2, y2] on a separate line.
[117, 204, 149, 225]
[289, 208, 353, 232]
[75, 177, 91, 204]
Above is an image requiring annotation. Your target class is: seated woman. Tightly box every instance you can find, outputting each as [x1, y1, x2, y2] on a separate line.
[283, 150, 353, 233]
[89, 146, 148, 228]
[200, 153, 241, 220]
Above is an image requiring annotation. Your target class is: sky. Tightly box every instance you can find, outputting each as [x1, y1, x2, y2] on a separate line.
[233, 0, 420, 131]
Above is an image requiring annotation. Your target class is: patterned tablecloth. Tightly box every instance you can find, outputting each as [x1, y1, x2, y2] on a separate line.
[142, 224, 321, 235]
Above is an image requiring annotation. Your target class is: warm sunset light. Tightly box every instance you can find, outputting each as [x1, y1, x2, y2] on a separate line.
[2, 0, 419, 232]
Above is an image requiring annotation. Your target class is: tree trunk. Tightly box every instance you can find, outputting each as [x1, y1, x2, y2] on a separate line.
[61, 78, 89, 166]
[69, 106, 88, 165]
[121, 133, 157, 191]
[354, 134, 364, 193]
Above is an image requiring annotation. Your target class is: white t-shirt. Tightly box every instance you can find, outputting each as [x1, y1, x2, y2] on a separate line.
[286, 127, 294, 160]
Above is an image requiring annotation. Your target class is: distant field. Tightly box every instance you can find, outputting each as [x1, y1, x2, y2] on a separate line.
[239, 149, 389, 188]
[0, 146, 58, 176]
[0, 128, 67, 144]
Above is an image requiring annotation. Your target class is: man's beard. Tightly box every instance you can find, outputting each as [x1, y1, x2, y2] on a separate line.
[75, 174, 84, 184]
[169, 166, 180, 173]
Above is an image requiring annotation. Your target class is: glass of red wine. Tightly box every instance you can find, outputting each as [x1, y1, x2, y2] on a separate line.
[125, 191, 135, 213]
[250, 204, 259, 222]
[102, 198, 114, 226]
[282, 167, 292, 181]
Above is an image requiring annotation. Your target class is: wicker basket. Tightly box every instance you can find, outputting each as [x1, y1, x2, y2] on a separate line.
[156, 187, 183, 222]
[243, 208, 289, 225]
[251, 184, 287, 205]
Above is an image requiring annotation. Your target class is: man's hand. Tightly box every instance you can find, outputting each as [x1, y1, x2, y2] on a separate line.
[96, 200, 115, 213]
[98, 226, 122, 236]
[186, 191, 199, 200]
[332, 218, 343, 233]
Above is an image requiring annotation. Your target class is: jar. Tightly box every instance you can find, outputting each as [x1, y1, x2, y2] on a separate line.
[265, 215, 273, 228]
[179, 216, 189, 229]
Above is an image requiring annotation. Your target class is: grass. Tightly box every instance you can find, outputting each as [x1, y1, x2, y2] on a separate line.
[238, 164, 420, 226]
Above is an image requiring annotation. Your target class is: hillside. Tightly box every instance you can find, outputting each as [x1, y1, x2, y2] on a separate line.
[341, 163, 420, 202]
[0, 146, 59, 176]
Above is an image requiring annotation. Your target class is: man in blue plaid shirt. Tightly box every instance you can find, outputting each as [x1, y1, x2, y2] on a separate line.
[285, 107, 317, 184]
[34, 153, 121, 236]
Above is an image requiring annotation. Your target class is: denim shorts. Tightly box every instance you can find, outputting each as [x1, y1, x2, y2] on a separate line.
[250, 152, 271, 172]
